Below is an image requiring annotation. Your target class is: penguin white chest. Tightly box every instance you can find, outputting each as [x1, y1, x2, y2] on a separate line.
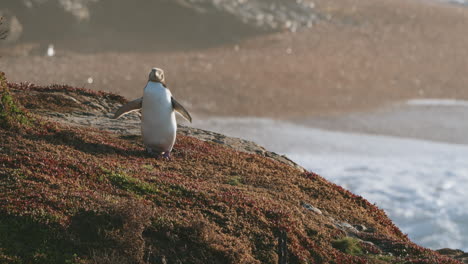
[141, 82, 177, 153]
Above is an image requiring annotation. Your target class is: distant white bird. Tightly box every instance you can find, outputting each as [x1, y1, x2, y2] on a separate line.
[47, 44, 55, 57]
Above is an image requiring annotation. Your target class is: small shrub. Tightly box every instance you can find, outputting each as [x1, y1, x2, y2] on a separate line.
[332, 237, 363, 256]
[0, 72, 32, 129]
[106, 171, 159, 196]
[227, 176, 242, 186]
[141, 164, 154, 171]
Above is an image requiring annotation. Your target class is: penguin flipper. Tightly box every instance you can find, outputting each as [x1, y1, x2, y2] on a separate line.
[112, 97, 143, 119]
[171, 97, 192, 123]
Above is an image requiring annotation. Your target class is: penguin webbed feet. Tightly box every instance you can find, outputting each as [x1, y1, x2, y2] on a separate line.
[146, 147, 171, 160]
[162, 152, 171, 160]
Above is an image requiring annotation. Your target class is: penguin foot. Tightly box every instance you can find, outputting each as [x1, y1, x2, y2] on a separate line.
[146, 146, 171, 160]
[162, 151, 171, 160]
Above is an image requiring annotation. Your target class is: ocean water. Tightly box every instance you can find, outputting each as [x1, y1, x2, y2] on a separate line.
[193, 103, 468, 250]
[432, 0, 468, 5]
[448, 0, 468, 5]
[407, 99, 468, 107]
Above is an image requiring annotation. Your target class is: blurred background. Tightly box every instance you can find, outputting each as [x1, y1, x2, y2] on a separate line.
[1, 0, 468, 251]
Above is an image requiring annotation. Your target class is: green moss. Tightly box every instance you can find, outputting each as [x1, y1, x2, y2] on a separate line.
[332, 237, 363, 256]
[226, 176, 242, 186]
[106, 171, 159, 196]
[141, 164, 154, 171]
[167, 183, 196, 198]
[0, 72, 32, 129]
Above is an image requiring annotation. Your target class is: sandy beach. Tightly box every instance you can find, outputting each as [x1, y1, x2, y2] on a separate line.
[2, 0, 468, 119]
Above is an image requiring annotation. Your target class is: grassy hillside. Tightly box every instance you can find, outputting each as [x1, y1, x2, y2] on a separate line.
[0, 72, 459, 263]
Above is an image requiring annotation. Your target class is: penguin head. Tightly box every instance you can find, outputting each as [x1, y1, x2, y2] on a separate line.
[148, 68, 165, 83]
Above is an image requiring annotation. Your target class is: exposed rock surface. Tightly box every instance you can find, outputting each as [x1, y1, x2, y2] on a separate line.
[10, 82, 305, 172]
[173, 0, 317, 31]
[1, 0, 318, 45]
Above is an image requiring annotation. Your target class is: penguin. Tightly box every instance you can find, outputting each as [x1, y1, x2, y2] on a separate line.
[112, 68, 192, 159]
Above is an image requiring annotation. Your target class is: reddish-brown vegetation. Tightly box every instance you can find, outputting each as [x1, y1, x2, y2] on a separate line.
[0, 72, 461, 263]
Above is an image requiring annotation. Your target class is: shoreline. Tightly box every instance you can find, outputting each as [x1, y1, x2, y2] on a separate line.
[192, 99, 468, 146]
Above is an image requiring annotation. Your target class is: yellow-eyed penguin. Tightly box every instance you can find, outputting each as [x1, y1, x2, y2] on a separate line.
[112, 68, 192, 159]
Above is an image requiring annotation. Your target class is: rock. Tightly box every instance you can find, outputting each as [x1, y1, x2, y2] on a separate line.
[2, 0, 319, 48]
[0, 10, 23, 42]
[335, 221, 359, 234]
[176, 0, 318, 31]
[301, 202, 322, 214]
[353, 224, 367, 232]
[437, 248, 468, 263]
[179, 125, 306, 171]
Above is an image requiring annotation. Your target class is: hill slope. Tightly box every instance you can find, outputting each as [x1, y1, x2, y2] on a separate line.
[0, 73, 460, 263]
